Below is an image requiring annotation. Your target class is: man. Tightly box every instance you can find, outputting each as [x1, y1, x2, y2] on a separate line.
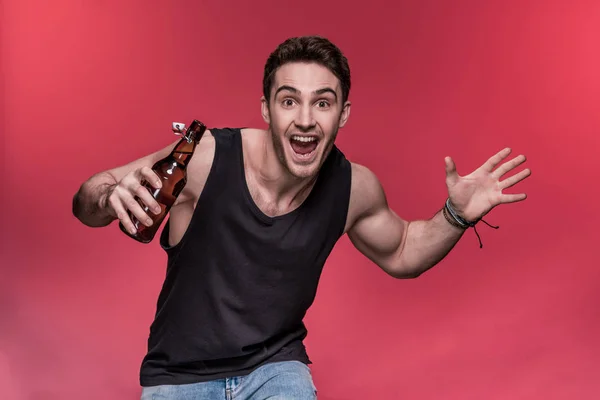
[72, 36, 531, 399]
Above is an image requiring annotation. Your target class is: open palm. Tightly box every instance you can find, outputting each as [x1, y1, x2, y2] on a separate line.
[445, 147, 531, 223]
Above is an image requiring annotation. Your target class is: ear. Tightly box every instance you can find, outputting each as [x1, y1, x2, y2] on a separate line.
[338, 100, 351, 128]
[261, 95, 270, 124]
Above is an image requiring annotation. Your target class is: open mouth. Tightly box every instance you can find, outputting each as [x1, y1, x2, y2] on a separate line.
[289, 135, 319, 160]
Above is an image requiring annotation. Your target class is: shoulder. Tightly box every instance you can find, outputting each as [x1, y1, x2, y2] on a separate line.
[240, 127, 267, 136]
[188, 127, 266, 173]
[350, 163, 387, 212]
[200, 126, 265, 150]
[194, 128, 216, 161]
[240, 127, 268, 146]
[345, 162, 388, 232]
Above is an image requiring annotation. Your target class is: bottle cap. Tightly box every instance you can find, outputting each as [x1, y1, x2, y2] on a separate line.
[172, 122, 186, 133]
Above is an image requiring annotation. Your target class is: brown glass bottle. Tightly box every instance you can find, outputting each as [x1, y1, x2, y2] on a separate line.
[119, 120, 207, 243]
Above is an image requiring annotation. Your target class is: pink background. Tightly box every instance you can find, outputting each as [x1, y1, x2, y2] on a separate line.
[2, 0, 599, 399]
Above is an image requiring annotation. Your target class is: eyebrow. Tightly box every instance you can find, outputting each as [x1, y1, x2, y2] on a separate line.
[274, 85, 338, 100]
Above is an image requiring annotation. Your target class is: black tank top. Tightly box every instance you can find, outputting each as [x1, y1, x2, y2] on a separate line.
[139, 128, 352, 386]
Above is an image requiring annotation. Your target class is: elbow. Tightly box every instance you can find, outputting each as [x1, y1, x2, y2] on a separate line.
[72, 192, 94, 226]
[390, 269, 422, 279]
[72, 190, 84, 220]
[401, 270, 423, 279]
[385, 250, 423, 279]
[71, 184, 107, 227]
[387, 263, 423, 279]
[72, 182, 92, 223]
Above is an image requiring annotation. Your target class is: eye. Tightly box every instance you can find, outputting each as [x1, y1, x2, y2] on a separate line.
[282, 98, 295, 107]
[316, 100, 330, 109]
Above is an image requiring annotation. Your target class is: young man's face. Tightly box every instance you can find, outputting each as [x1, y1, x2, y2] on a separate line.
[261, 61, 351, 180]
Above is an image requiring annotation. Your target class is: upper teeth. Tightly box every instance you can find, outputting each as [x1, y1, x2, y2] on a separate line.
[292, 136, 316, 142]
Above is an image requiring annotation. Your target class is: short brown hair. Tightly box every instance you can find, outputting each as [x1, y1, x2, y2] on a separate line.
[263, 36, 351, 104]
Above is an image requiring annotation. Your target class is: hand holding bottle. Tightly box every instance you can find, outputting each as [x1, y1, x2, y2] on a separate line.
[71, 120, 206, 243]
[105, 166, 164, 235]
[115, 119, 206, 243]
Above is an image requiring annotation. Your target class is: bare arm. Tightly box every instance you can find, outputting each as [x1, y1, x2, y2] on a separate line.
[72, 140, 179, 227]
[346, 164, 464, 278]
[346, 148, 530, 278]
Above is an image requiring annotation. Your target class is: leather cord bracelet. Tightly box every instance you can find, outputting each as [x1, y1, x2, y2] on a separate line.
[442, 206, 467, 230]
[443, 198, 499, 248]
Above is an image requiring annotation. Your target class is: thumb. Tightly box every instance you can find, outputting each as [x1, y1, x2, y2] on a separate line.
[445, 156, 459, 185]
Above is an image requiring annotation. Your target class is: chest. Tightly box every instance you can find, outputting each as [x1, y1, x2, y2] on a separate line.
[244, 173, 316, 219]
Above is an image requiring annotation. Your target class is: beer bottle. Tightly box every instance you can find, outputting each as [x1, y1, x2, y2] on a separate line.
[119, 119, 207, 243]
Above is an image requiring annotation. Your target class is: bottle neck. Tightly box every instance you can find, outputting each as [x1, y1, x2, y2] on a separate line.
[170, 120, 206, 166]
[171, 138, 197, 166]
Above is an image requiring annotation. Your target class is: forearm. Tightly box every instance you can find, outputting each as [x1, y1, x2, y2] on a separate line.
[396, 209, 465, 277]
[72, 172, 118, 227]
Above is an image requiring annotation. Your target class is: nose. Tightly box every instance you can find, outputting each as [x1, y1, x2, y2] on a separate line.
[294, 104, 316, 131]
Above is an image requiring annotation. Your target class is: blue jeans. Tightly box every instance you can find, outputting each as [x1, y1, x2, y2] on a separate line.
[140, 361, 318, 399]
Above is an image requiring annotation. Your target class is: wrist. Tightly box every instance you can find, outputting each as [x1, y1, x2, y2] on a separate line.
[442, 205, 467, 230]
[442, 198, 500, 249]
[444, 198, 477, 228]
